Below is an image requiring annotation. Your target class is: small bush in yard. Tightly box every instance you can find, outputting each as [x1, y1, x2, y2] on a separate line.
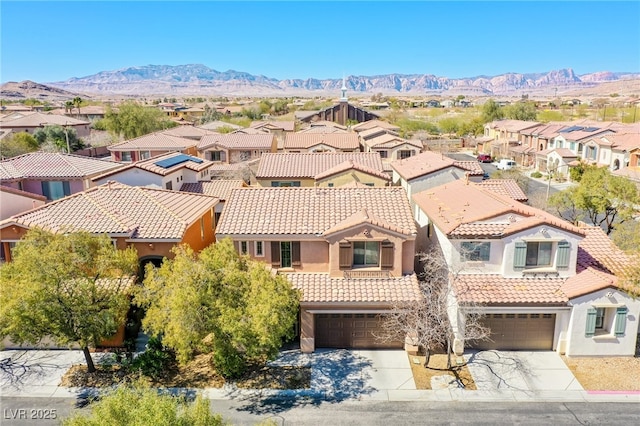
[530, 171, 543, 178]
[129, 337, 174, 380]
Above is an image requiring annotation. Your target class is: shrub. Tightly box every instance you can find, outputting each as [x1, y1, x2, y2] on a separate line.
[129, 337, 174, 380]
[530, 171, 543, 178]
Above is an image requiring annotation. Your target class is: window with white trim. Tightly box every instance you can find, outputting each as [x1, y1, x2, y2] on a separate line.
[240, 241, 248, 255]
[254, 241, 264, 257]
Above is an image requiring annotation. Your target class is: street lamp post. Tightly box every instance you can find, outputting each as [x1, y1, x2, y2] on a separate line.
[63, 123, 70, 154]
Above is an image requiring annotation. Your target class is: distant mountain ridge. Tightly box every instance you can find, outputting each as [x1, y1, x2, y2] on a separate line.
[3, 64, 640, 98]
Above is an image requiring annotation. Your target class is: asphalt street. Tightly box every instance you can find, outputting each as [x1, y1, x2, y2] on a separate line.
[2, 397, 639, 425]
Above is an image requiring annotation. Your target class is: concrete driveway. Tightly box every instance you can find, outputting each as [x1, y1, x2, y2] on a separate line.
[464, 350, 583, 392]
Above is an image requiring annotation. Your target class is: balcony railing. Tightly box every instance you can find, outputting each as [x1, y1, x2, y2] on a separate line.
[343, 270, 391, 279]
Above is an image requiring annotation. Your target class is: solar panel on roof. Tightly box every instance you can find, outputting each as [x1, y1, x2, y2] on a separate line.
[154, 154, 203, 169]
[560, 126, 584, 133]
[583, 127, 600, 132]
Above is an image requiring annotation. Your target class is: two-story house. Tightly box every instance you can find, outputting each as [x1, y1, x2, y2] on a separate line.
[92, 152, 215, 190]
[197, 133, 277, 163]
[108, 132, 199, 162]
[216, 186, 421, 353]
[283, 133, 360, 153]
[255, 152, 389, 187]
[412, 179, 639, 356]
[0, 152, 122, 200]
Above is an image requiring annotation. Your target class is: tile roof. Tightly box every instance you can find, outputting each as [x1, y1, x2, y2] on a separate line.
[0, 152, 122, 180]
[476, 179, 528, 202]
[284, 133, 360, 150]
[364, 133, 422, 149]
[217, 186, 416, 237]
[108, 132, 198, 151]
[352, 120, 400, 132]
[1, 182, 218, 240]
[286, 273, 421, 304]
[180, 179, 245, 201]
[550, 148, 579, 158]
[314, 160, 390, 181]
[250, 121, 296, 132]
[0, 112, 89, 127]
[92, 152, 213, 180]
[358, 127, 397, 140]
[390, 151, 456, 181]
[197, 121, 241, 131]
[455, 274, 567, 305]
[487, 119, 541, 133]
[601, 132, 640, 151]
[412, 180, 583, 238]
[256, 152, 385, 179]
[297, 126, 349, 134]
[161, 125, 215, 139]
[452, 160, 484, 176]
[197, 133, 274, 150]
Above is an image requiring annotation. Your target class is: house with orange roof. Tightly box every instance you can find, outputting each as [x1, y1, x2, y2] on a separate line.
[180, 179, 246, 224]
[361, 132, 422, 161]
[0, 182, 218, 267]
[0, 152, 122, 200]
[197, 133, 277, 163]
[351, 119, 400, 133]
[390, 151, 484, 201]
[583, 132, 640, 172]
[161, 124, 216, 141]
[107, 132, 199, 162]
[0, 112, 91, 138]
[484, 119, 541, 158]
[298, 120, 348, 134]
[216, 186, 420, 353]
[255, 152, 389, 187]
[283, 133, 360, 153]
[412, 179, 639, 356]
[92, 152, 215, 190]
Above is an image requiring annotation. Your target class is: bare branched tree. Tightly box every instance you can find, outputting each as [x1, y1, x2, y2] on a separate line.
[379, 246, 490, 369]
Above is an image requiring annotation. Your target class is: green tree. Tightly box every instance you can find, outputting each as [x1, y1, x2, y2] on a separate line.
[548, 167, 639, 234]
[72, 96, 82, 117]
[503, 101, 537, 121]
[103, 102, 176, 140]
[481, 99, 504, 123]
[437, 117, 459, 134]
[457, 117, 485, 136]
[537, 109, 564, 122]
[136, 239, 300, 378]
[65, 101, 74, 115]
[33, 125, 85, 153]
[63, 380, 225, 426]
[0, 230, 138, 372]
[0, 132, 39, 158]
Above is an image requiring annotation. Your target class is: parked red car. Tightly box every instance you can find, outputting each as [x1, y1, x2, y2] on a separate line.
[477, 154, 492, 163]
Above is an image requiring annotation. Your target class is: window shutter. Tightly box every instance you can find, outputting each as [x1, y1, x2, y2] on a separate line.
[556, 241, 571, 269]
[339, 242, 352, 269]
[41, 182, 51, 200]
[270, 241, 280, 267]
[381, 241, 394, 269]
[614, 306, 628, 337]
[513, 241, 527, 269]
[585, 307, 597, 337]
[221, 151, 226, 162]
[292, 241, 301, 266]
[62, 181, 71, 196]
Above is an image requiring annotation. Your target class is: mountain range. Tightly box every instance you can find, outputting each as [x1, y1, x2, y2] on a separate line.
[2, 64, 640, 99]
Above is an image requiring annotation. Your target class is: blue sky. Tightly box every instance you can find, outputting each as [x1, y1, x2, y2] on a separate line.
[1, 1, 639, 83]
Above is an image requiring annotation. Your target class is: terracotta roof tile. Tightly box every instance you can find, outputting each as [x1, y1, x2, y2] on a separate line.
[476, 179, 528, 201]
[180, 180, 245, 201]
[284, 133, 359, 150]
[217, 187, 416, 237]
[314, 160, 390, 181]
[93, 152, 213, 180]
[287, 273, 421, 303]
[413, 180, 583, 238]
[197, 133, 274, 150]
[364, 133, 421, 149]
[0, 182, 218, 240]
[162, 125, 215, 139]
[0, 112, 89, 127]
[453, 160, 484, 176]
[358, 127, 397, 140]
[0, 152, 122, 180]
[256, 152, 384, 179]
[352, 120, 400, 132]
[455, 274, 567, 305]
[108, 132, 198, 151]
[250, 121, 295, 132]
[390, 151, 457, 181]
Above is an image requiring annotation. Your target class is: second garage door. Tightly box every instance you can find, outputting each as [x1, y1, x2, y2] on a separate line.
[315, 313, 402, 349]
[474, 313, 556, 351]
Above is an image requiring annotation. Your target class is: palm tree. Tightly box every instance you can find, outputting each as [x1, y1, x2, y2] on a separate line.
[65, 101, 74, 115]
[73, 97, 82, 117]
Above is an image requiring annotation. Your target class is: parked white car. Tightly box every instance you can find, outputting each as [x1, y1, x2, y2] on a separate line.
[496, 159, 517, 170]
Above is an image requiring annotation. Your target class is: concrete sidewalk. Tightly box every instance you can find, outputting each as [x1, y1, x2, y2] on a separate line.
[1, 349, 638, 403]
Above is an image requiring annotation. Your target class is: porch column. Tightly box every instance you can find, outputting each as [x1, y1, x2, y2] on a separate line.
[300, 309, 315, 353]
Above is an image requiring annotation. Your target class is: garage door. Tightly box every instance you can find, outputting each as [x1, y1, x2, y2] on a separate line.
[315, 313, 402, 349]
[474, 313, 556, 350]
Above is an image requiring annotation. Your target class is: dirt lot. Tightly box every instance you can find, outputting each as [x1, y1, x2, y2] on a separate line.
[408, 353, 476, 390]
[562, 356, 640, 391]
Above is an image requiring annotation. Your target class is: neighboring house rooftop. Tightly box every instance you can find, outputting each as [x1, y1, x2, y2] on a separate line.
[256, 152, 385, 179]
[455, 275, 568, 305]
[161, 125, 215, 139]
[217, 186, 416, 237]
[314, 160, 390, 181]
[0, 111, 89, 127]
[0, 182, 218, 240]
[412, 180, 583, 238]
[600, 132, 640, 151]
[92, 152, 212, 181]
[476, 179, 528, 202]
[197, 121, 242, 131]
[364, 133, 422, 150]
[284, 133, 360, 151]
[198, 133, 274, 151]
[250, 121, 296, 132]
[351, 120, 400, 132]
[180, 179, 245, 201]
[286, 273, 421, 304]
[0, 152, 122, 181]
[108, 132, 198, 151]
[390, 151, 458, 181]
